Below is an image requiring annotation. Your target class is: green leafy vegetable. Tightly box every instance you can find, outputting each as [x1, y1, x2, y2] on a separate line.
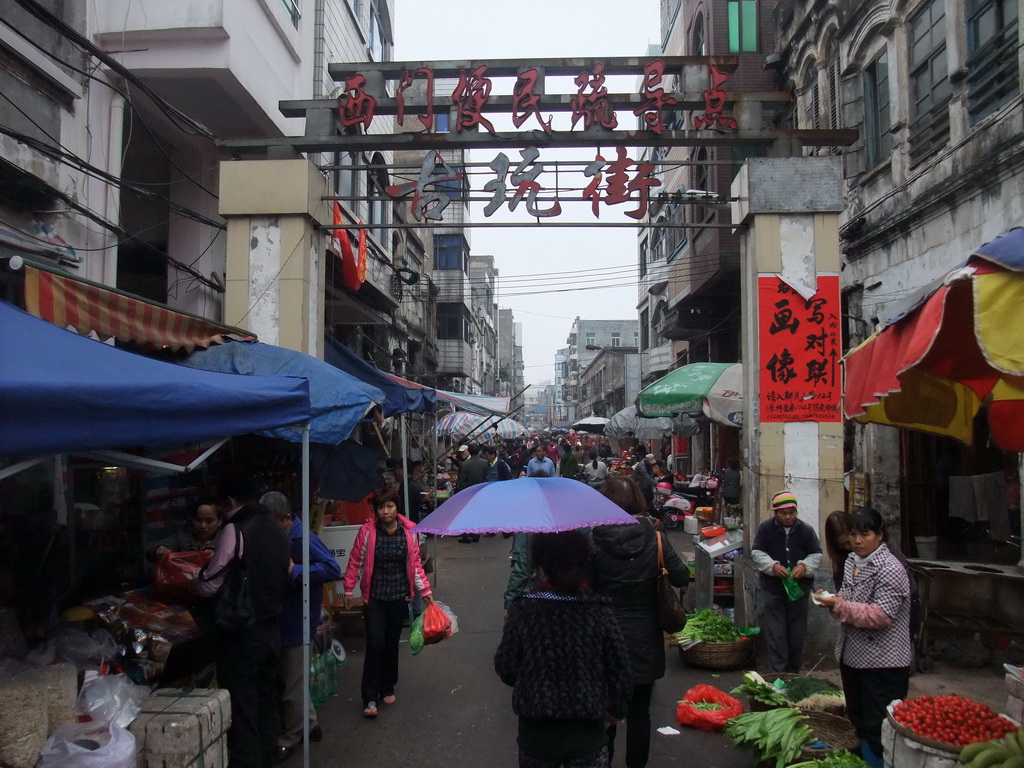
[780, 676, 842, 703]
[732, 671, 790, 707]
[676, 608, 741, 643]
[724, 708, 814, 768]
[788, 750, 869, 768]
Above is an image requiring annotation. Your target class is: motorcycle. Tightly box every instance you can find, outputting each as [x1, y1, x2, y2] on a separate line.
[653, 482, 695, 529]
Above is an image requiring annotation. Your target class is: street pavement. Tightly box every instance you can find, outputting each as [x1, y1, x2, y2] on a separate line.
[289, 528, 756, 767]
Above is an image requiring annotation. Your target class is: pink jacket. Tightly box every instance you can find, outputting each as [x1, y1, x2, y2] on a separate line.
[343, 514, 432, 602]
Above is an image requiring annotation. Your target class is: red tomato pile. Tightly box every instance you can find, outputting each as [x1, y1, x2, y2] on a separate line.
[891, 695, 1018, 747]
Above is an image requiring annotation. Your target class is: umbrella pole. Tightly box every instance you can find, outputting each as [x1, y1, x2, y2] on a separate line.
[401, 413, 411, 523]
[301, 424, 311, 768]
[432, 412, 440, 587]
[1018, 454, 1024, 573]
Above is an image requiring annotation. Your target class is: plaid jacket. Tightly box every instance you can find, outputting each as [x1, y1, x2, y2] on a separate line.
[832, 544, 913, 668]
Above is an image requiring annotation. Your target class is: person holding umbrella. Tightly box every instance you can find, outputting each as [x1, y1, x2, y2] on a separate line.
[591, 476, 690, 768]
[495, 529, 633, 768]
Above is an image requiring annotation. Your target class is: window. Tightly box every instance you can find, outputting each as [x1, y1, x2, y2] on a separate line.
[334, 150, 357, 203]
[369, 7, 384, 61]
[640, 309, 650, 351]
[826, 39, 842, 130]
[367, 170, 387, 245]
[908, 0, 950, 163]
[803, 64, 821, 130]
[863, 52, 892, 169]
[633, 331, 639, 346]
[664, 202, 688, 261]
[585, 333, 596, 347]
[437, 303, 464, 340]
[691, 11, 705, 56]
[966, 0, 1019, 120]
[611, 333, 621, 347]
[434, 234, 465, 271]
[693, 148, 712, 223]
[280, 0, 300, 27]
[639, 237, 648, 278]
[435, 112, 450, 132]
[728, 1, 758, 53]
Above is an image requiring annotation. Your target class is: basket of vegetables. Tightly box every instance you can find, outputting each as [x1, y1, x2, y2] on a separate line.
[724, 707, 859, 768]
[675, 609, 755, 670]
[733, 672, 846, 715]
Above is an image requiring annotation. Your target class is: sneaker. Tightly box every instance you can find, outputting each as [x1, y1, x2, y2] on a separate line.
[457, 536, 473, 544]
[309, 724, 323, 742]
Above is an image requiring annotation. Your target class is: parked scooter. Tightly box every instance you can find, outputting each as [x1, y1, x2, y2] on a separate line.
[653, 481, 695, 529]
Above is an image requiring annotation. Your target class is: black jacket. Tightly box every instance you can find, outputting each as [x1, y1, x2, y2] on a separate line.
[456, 456, 489, 491]
[494, 588, 632, 720]
[591, 517, 690, 683]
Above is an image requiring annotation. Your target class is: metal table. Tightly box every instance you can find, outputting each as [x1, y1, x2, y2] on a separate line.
[907, 559, 1024, 670]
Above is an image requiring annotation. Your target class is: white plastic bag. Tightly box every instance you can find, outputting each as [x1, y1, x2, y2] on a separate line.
[75, 674, 148, 728]
[37, 721, 136, 768]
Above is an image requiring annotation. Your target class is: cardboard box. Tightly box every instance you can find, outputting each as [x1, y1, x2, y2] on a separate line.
[130, 688, 231, 768]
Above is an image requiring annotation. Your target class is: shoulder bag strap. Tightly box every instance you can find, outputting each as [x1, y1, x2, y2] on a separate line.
[203, 522, 243, 581]
[656, 530, 667, 575]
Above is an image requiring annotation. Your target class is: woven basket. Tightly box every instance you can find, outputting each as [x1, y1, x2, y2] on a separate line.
[799, 711, 858, 757]
[679, 637, 753, 670]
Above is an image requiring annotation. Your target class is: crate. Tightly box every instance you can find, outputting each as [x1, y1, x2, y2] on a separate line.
[130, 688, 231, 768]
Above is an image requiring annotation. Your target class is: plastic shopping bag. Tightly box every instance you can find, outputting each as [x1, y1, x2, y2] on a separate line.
[37, 721, 136, 768]
[422, 600, 457, 645]
[782, 570, 805, 602]
[153, 550, 212, 604]
[409, 613, 425, 655]
[675, 684, 745, 731]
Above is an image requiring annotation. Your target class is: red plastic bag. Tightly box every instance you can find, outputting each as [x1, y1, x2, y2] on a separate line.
[422, 601, 452, 645]
[153, 550, 212, 603]
[675, 684, 744, 731]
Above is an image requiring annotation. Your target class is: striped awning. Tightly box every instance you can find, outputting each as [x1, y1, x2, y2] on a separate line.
[23, 265, 255, 352]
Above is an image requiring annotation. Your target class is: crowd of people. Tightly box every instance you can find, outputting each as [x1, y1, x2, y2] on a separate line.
[169, 451, 915, 768]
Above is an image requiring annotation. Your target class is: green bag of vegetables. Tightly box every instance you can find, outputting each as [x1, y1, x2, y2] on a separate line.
[782, 569, 805, 601]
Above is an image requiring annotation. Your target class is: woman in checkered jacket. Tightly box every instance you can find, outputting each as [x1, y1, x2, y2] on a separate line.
[816, 507, 912, 768]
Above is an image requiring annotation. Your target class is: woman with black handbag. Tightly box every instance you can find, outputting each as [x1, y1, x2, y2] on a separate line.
[590, 476, 690, 768]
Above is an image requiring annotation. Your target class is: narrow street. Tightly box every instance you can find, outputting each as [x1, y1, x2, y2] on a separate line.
[291, 529, 757, 767]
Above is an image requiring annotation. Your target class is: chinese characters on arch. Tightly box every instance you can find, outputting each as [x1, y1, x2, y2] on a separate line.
[757, 275, 842, 423]
[340, 60, 738, 223]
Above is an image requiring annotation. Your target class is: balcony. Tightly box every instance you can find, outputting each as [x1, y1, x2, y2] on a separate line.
[437, 339, 472, 378]
[92, 0, 304, 138]
[643, 344, 672, 378]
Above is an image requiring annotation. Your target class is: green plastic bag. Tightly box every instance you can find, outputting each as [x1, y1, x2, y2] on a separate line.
[781, 568, 805, 601]
[409, 613, 424, 655]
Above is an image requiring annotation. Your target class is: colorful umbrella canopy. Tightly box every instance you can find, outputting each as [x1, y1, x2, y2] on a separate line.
[435, 411, 527, 441]
[604, 405, 698, 439]
[636, 362, 743, 428]
[412, 477, 639, 535]
[571, 415, 610, 434]
[843, 233, 1024, 449]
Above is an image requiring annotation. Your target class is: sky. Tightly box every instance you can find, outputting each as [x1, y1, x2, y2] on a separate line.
[392, 0, 662, 387]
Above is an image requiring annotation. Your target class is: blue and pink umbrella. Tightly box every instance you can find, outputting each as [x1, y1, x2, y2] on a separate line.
[412, 477, 639, 535]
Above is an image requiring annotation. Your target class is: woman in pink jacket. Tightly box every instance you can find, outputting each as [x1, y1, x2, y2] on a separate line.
[343, 487, 433, 718]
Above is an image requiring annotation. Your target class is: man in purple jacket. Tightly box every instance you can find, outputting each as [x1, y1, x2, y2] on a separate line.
[261, 491, 341, 764]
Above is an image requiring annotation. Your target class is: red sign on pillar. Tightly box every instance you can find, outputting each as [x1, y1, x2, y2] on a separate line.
[757, 275, 842, 422]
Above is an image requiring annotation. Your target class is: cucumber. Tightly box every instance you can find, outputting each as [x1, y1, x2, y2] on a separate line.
[1006, 736, 1023, 758]
[999, 756, 1024, 768]
[973, 747, 1012, 768]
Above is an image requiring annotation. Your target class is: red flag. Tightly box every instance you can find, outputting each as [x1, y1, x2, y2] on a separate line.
[357, 221, 367, 286]
[333, 202, 362, 291]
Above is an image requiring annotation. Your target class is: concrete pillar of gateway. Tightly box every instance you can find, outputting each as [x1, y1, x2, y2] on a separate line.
[219, 159, 329, 357]
[730, 157, 846, 632]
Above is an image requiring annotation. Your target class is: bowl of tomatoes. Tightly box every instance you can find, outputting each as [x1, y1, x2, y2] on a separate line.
[888, 695, 1019, 753]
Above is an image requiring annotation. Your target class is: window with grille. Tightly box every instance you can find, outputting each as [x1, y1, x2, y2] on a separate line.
[908, 0, 950, 164]
[864, 51, 893, 169]
[727, 1, 758, 52]
[803, 65, 821, 130]
[826, 40, 842, 130]
[434, 234, 465, 270]
[966, 0, 1019, 121]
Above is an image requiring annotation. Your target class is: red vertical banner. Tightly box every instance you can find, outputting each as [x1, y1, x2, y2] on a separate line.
[758, 275, 842, 422]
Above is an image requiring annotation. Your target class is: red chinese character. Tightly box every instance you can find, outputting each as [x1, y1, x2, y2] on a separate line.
[451, 64, 495, 134]
[396, 67, 434, 132]
[582, 147, 662, 220]
[571, 63, 618, 130]
[337, 74, 376, 130]
[512, 68, 553, 135]
[693, 65, 738, 131]
[633, 60, 678, 135]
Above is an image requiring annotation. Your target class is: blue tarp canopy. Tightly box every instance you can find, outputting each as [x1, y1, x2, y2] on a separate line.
[323, 336, 437, 417]
[0, 301, 311, 456]
[181, 341, 383, 445]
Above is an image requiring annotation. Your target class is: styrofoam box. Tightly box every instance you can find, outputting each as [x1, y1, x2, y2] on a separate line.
[130, 688, 231, 768]
[881, 718, 958, 768]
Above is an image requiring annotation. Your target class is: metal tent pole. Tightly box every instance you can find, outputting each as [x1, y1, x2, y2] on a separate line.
[301, 424, 311, 768]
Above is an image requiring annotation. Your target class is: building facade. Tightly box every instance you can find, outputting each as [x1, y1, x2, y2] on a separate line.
[563, 317, 640, 423]
[774, 0, 1022, 544]
[579, 346, 642, 419]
